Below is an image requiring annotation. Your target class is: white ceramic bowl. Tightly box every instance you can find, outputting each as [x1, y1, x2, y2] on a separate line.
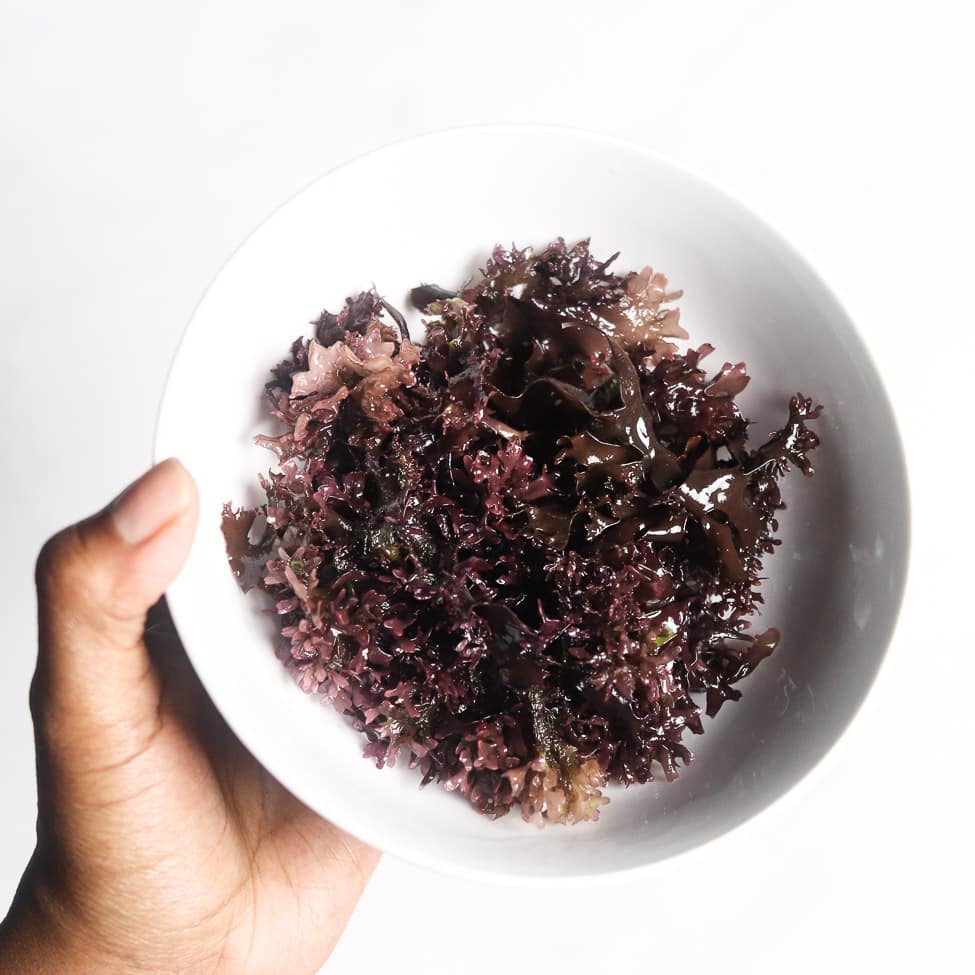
[155, 126, 909, 883]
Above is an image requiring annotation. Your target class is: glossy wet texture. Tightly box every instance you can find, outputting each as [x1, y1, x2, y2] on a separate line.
[222, 238, 820, 825]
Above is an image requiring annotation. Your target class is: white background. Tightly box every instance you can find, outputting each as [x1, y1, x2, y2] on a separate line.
[1, 2, 972, 972]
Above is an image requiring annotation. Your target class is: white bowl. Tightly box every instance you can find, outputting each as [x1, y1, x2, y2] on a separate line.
[155, 126, 909, 883]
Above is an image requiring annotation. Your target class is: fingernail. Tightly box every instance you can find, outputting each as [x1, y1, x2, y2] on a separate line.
[111, 458, 194, 545]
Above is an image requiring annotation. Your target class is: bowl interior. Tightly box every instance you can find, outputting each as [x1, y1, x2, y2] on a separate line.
[155, 127, 908, 881]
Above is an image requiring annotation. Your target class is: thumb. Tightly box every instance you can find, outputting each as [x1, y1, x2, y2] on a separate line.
[33, 459, 198, 754]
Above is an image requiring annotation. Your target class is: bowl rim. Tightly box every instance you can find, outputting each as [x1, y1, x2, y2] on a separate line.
[153, 123, 912, 886]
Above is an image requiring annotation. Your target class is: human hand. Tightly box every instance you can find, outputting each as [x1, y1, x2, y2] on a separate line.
[0, 459, 379, 974]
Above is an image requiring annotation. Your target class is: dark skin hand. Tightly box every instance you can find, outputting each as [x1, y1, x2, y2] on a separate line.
[0, 459, 379, 974]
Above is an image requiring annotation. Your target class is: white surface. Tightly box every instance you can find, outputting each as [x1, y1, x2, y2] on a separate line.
[155, 126, 908, 882]
[1, 0, 971, 970]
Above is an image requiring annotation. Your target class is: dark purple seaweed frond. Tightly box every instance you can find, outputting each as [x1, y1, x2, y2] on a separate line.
[224, 238, 820, 825]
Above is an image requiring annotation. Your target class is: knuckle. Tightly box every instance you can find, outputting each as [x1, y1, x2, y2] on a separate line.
[28, 668, 46, 724]
[28, 666, 68, 750]
[35, 528, 73, 589]
[35, 522, 103, 600]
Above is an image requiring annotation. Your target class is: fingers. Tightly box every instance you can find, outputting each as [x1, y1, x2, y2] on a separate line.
[33, 459, 199, 753]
